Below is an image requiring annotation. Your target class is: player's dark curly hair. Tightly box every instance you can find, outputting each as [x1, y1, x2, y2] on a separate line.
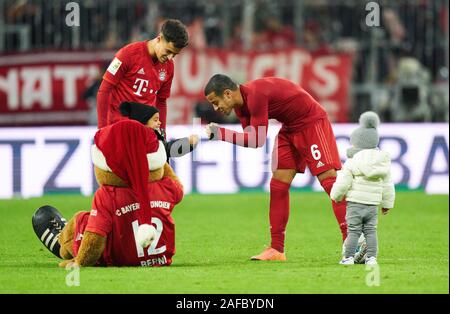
[204, 74, 238, 97]
[161, 19, 189, 49]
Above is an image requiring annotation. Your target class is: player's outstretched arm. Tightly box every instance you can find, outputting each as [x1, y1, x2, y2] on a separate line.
[205, 122, 267, 148]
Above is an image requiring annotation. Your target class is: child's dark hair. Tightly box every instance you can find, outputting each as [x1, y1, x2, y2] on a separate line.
[119, 102, 159, 125]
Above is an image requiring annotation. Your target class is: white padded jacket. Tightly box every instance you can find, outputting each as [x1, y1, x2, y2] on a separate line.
[330, 149, 395, 208]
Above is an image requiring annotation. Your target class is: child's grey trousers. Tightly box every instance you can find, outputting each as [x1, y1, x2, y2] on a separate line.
[344, 201, 378, 258]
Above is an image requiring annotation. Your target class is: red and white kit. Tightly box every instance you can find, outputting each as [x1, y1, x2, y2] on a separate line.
[73, 177, 183, 267]
[98, 41, 174, 128]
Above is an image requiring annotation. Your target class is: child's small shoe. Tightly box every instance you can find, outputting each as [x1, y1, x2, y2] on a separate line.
[365, 256, 377, 265]
[339, 256, 354, 265]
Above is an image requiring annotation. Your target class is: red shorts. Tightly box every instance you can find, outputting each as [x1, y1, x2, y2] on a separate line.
[272, 118, 342, 176]
[72, 211, 90, 258]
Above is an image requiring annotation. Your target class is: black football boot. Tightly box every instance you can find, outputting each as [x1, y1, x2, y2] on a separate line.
[32, 205, 67, 259]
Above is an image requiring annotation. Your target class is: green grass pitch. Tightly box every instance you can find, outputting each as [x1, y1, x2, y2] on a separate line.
[0, 191, 448, 294]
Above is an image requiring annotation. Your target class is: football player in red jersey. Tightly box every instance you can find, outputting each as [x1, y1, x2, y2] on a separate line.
[97, 19, 189, 131]
[204, 74, 348, 261]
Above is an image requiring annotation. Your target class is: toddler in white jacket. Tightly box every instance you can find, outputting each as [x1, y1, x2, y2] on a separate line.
[331, 112, 395, 265]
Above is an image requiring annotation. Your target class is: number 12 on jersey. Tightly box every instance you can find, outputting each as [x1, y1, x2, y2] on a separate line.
[132, 218, 166, 257]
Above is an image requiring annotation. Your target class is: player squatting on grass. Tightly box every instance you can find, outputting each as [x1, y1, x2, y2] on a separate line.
[331, 111, 396, 266]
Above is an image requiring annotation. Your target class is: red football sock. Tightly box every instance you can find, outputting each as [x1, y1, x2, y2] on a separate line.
[320, 176, 348, 242]
[269, 178, 291, 253]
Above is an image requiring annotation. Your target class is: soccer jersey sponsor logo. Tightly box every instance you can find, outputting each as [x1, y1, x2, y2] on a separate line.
[115, 202, 141, 216]
[150, 200, 171, 209]
[90, 209, 97, 216]
[137, 67, 145, 75]
[107, 57, 122, 75]
[133, 78, 149, 96]
[316, 160, 325, 168]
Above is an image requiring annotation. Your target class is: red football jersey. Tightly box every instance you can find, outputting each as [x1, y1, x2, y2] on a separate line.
[102, 41, 174, 127]
[218, 77, 328, 147]
[73, 177, 183, 267]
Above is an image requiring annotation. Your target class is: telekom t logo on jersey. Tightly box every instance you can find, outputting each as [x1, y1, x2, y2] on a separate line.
[133, 78, 149, 96]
